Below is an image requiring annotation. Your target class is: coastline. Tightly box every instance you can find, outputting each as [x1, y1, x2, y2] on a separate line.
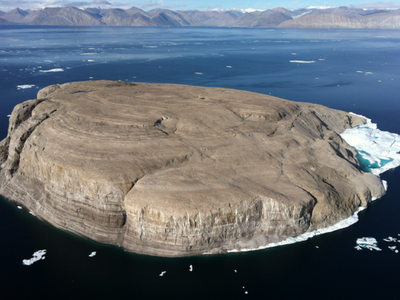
[225, 114, 399, 254]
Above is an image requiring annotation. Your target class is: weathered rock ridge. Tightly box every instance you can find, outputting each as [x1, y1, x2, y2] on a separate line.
[0, 81, 385, 257]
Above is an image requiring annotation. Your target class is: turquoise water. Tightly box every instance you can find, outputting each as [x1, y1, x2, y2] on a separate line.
[1, 26, 400, 300]
[356, 150, 395, 172]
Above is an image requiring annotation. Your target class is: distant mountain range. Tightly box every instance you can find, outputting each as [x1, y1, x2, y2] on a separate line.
[1, 6, 400, 29]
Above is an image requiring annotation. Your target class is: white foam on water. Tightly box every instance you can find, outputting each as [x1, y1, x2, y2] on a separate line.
[80, 53, 97, 55]
[17, 84, 35, 89]
[88, 60, 95, 62]
[39, 68, 64, 73]
[195, 72, 203, 75]
[290, 60, 315, 63]
[226, 207, 366, 253]
[365, 72, 373, 75]
[22, 249, 46, 266]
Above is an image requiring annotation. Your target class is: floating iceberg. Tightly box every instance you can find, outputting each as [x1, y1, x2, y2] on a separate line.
[290, 60, 315, 63]
[22, 249, 46, 266]
[39, 68, 64, 73]
[383, 236, 397, 242]
[355, 237, 381, 251]
[17, 84, 35, 89]
[340, 114, 400, 176]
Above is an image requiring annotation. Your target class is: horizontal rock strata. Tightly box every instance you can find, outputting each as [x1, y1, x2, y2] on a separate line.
[0, 80, 385, 257]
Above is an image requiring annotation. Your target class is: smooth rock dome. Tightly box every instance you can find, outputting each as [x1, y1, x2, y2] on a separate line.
[0, 80, 385, 257]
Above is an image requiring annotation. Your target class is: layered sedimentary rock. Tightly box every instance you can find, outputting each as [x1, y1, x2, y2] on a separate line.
[0, 81, 385, 257]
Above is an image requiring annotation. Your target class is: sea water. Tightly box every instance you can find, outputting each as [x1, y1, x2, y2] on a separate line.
[1, 26, 400, 299]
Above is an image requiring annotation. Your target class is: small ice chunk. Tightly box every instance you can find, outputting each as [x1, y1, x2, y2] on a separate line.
[17, 84, 35, 90]
[39, 68, 64, 73]
[17, 206, 22, 209]
[388, 246, 397, 251]
[356, 237, 377, 245]
[290, 60, 315, 63]
[234, 270, 237, 273]
[245, 291, 248, 294]
[88, 251, 96, 257]
[189, 265, 193, 272]
[355, 245, 362, 251]
[159, 271, 166, 276]
[22, 249, 46, 266]
[356, 237, 381, 251]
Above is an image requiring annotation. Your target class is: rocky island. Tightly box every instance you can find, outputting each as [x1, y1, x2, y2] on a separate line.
[0, 81, 385, 257]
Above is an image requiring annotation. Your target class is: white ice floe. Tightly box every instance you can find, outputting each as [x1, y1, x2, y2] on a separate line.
[39, 68, 64, 73]
[159, 271, 166, 276]
[17, 84, 35, 89]
[88, 251, 96, 257]
[340, 115, 400, 176]
[355, 237, 382, 251]
[22, 249, 46, 265]
[383, 236, 397, 242]
[290, 60, 315, 63]
[189, 265, 193, 272]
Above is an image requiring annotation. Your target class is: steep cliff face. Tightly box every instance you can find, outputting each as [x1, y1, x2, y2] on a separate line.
[0, 81, 385, 257]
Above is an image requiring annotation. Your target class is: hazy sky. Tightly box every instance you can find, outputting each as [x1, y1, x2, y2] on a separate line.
[1, 0, 400, 12]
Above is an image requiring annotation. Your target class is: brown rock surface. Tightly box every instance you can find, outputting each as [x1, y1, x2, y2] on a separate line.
[0, 80, 385, 257]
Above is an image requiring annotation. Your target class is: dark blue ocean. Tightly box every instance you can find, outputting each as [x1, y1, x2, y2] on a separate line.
[1, 26, 400, 299]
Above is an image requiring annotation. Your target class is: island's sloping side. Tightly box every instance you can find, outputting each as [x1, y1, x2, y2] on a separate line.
[0, 81, 385, 257]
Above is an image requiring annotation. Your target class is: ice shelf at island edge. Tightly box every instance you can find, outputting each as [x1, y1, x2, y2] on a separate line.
[226, 113, 400, 253]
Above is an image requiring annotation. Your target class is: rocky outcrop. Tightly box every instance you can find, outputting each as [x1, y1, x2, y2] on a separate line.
[0, 81, 385, 257]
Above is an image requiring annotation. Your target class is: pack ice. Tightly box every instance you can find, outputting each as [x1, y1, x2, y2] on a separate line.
[340, 113, 400, 176]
